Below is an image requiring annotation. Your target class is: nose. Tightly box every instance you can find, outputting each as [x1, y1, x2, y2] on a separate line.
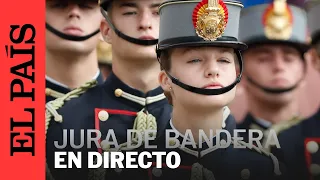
[272, 54, 286, 73]
[204, 60, 219, 78]
[67, 4, 81, 19]
[138, 11, 152, 31]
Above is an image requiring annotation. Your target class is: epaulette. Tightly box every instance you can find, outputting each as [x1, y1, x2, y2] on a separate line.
[45, 79, 97, 180]
[231, 137, 282, 176]
[45, 79, 98, 135]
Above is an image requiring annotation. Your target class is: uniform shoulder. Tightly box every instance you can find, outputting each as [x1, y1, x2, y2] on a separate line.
[45, 81, 102, 130]
[230, 138, 287, 179]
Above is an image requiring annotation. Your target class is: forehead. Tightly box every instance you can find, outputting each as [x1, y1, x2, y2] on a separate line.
[47, 0, 98, 3]
[248, 44, 299, 54]
[174, 46, 234, 55]
[112, 0, 163, 8]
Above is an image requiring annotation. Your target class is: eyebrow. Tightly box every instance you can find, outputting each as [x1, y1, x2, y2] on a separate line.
[252, 48, 271, 55]
[218, 48, 233, 55]
[182, 47, 233, 55]
[119, 2, 161, 8]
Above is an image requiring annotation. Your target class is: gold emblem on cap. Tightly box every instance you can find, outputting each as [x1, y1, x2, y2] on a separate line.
[193, 0, 228, 41]
[263, 0, 293, 40]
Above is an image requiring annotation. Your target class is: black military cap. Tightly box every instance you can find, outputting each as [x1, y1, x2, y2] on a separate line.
[305, 0, 320, 45]
[99, 0, 112, 11]
[157, 0, 247, 52]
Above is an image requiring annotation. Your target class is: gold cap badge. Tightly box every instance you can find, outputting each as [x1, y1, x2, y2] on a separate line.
[193, 0, 229, 41]
[263, 0, 293, 40]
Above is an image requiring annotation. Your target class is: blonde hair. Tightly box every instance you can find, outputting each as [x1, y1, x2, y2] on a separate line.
[97, 40, 112, 64]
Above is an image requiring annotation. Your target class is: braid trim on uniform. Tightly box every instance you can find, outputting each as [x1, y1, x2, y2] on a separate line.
[46, 88, 65, 99]
[263, 116, 303, 152]
[89, 108, 158, 180]
[231, 137, 282, 176]
[267, 116, 303, 137]
[45, 80, 98, 180]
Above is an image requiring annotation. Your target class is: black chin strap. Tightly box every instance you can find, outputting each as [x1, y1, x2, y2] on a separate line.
[246, 76, 303, 94]
[46, 23, 100, 41]
[100, 8, 158, 46]
[165, 50, 243, 96]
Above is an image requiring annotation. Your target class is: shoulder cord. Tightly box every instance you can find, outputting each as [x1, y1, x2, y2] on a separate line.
[89, 109, 157, 180]
[46, 88, 65, 99]
[45, 80, 98, 180]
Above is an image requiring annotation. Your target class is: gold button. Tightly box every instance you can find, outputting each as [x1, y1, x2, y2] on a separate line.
[98, 110, 109, 121]
[45, 88, 51, 95]
[310, 164, 320, 176]
[220, 139, 227, 146]
[241, 169, 250, 179]
[114, 88, 123, 97]
[169, 139, 176, 146]
[306, 141, 319, 154]
[100, 140, 110, 151]
[152, 167, 162, 177]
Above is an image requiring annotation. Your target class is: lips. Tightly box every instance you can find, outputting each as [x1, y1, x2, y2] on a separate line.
[63, 26, 83, 36]
[202, 82, 224, 89]
[139, 36, 155, 40]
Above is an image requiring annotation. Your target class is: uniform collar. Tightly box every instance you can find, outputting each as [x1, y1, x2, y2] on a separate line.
[166, 107, 231, 157]
[255, 117, 272, 128]
[46, 70, 104, 101]
[103, 72, 167, 107]
[46, 70, 103, 92]
[244, 113, 270, 130]
[46, 78, 70, 95]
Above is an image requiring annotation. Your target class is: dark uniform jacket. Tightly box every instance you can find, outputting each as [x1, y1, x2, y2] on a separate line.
[104, 115, 288, 180]
[271, 108, 320, 180]
[46, 72, 172, 180]
[236, 113, 270, 143]
[46, 72, 239, 180]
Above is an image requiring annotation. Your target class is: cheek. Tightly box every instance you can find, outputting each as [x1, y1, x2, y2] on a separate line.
[290, 62, 305, 80]
[113, 17, 136, 33]
[87, 15, 102, 29]
[46, 13, 63, 28]
[173, 67, 199, 85]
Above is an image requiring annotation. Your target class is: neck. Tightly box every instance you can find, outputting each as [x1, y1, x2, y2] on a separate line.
[172, 104, 224, 143]
[46, 49, 99, 89]
[247, 96, 299, 124]
[112, 55, 161, 93]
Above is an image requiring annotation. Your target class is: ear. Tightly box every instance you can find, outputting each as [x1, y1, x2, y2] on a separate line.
[310, 47, 320, 72]
[100, 19, 112, 44]
[159, 71, 172, 92]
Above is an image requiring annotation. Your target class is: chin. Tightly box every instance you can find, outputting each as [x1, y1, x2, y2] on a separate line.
[264, 93, 294, 105]
[187, 95, 231, 110]
[206, 95, 231, 107]
[62, 44, 90, 54]
[131, 50, 157, 61]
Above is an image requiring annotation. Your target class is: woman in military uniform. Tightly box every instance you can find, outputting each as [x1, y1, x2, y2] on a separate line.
[102, 0, 288, 180]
